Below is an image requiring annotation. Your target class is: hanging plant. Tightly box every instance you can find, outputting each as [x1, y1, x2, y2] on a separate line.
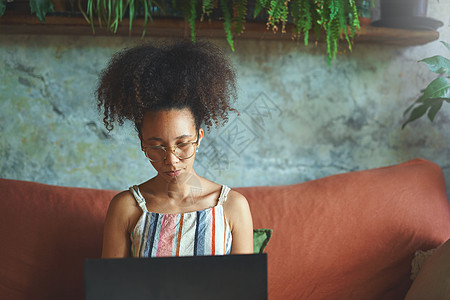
[0, 0, 363, 63]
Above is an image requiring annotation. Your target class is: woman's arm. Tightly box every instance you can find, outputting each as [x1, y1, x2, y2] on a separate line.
[101, 192, 134, 258]
[226, 191, 254, 254]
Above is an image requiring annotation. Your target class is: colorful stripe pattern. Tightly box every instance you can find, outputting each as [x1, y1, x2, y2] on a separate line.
[130, 185, 232, 257]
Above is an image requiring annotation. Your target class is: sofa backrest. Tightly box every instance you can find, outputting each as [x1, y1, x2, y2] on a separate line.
[234, 158, 450, 299]
[0, 179, 116, 300]
[0, 158, 449, 300]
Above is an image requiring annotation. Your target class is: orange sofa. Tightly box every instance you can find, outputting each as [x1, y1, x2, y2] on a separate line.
[1, 158, 449, 300]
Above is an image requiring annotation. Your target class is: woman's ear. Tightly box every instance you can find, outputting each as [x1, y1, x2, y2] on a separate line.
[197, 128, 204, 147]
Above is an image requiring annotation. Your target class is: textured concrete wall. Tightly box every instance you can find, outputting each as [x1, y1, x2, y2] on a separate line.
[1, 1, 449, 199]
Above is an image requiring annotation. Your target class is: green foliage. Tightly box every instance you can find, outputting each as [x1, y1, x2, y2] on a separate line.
[79, 0, 161, 36]
[188, 0, 198, 42]
[402, 41, 450, 128]
[201, 0, 214, 20]
[442, 41, 450, 51]
[3, 0, 363, 63]
[141, 0, 154, 37]
[232, 0, 247, 36]
[30, 0, 54, 22]
[420, 55, 450, 74]
[291, 0, 312, 45]
[320, 0, 359, 64]
[266, 0, 289, 33]
[0, 0, 6, 17]
[253, 0, 263, 19]
[220, 0, 234, 51]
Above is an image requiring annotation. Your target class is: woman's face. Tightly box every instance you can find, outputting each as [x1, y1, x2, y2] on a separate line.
[139, 108, 203, 183]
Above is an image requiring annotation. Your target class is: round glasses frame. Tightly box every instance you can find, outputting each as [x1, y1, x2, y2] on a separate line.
[141, 136, 199, 162]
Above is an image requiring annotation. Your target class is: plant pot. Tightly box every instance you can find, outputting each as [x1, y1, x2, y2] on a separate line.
[372, 0, 443, 30]
[380, 0, 428, 18]
[356, 0, 371, 26]
[52, 0, 67, 12]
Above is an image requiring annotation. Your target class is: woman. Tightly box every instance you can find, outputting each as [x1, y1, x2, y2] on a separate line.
[97, 40, 254, 258]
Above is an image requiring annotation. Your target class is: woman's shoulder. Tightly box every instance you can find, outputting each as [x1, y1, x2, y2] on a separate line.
[198, 178, 248, 209]
[225, 189, 249, 209]
[105, 189, 143, 233]
[107, 189, 141, 215]
[222, 187, 250, 216]
[222, 188, 252, 234]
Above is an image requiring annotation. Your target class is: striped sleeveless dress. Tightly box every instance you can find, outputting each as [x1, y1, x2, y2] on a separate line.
[129, 185, 233, 257]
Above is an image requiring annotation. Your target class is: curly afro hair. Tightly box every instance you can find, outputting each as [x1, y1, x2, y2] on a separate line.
[96, 40, 237, 135]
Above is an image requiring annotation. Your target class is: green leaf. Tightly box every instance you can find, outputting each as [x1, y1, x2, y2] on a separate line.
[403, 102, 416, 116]
[253, 1, 263, 18]
[404, 94, 427, 116]
[188, 0, 197, 42]
[202, 0, 214, 18]
[30, 0, 55, 22]
[419, 55, 450, 75]
[402, 102, 431, 129]
[220, 0, 234, 51]
[129, 0, 135, 34]
[427, 99, 444, 122]
[232, 0, 247, 35]
[141, 0, 152, 38]
[0, 0, 6, 17]
[422, 77, 450, 99]
[441, 41, 450, 51]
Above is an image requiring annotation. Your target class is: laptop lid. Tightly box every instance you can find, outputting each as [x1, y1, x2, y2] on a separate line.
[84, 254, 267, 300]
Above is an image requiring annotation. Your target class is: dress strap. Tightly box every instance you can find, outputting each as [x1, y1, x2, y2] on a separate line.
[129, 185, 148, 213]
[218, 185, 231, 205]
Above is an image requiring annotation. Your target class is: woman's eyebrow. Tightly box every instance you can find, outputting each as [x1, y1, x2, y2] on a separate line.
[175, 134, 193, 140]
[145, 137, 163, 141]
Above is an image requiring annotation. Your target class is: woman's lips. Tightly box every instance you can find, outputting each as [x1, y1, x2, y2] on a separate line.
[165, 170, 181, 177]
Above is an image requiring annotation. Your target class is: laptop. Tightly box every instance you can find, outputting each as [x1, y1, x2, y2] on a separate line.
[84, 253, 267, 300]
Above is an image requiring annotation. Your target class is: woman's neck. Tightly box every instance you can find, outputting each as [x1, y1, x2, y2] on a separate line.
[154, 172, 203, 203]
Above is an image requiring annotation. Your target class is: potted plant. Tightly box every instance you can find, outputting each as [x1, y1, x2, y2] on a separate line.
[402, 39, 450, 128]
[355, 0, 371, 26]
[0, 0, 362, 64]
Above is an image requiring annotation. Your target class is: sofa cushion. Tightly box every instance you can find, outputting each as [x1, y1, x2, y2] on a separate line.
[405, 238, 450, 300]
[410, 247, 437, 281]
[253, 228, 273, 253]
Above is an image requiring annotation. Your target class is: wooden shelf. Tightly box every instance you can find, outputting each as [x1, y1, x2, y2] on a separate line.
[353, 25, 439, 46]
[0, 14, 440, 46]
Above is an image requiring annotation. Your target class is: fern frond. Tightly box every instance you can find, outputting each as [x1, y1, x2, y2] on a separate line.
[128, 0, 135, 34]
[178, 0, 197, 42]
[140, 0, 154, 38]
[201, 0, 214, 21]
[220, 0, 234, 51]
[279, 0, 289, 33]
[291, 0, 312, 45]
[267, 0, 282, 31]
[253, 0, 262, 18]
[189, 0, 197, 42]
[349, 0, 360, 36]
[233, 0, 247, 35]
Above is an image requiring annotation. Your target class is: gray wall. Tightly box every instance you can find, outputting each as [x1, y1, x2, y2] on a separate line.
[1, 1, 449, 199]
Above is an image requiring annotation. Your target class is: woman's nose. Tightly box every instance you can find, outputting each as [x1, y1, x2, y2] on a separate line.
[164, 148, 180, 164]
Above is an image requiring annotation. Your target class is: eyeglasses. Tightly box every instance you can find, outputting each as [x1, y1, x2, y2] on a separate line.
[142, 136, 199, 162]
